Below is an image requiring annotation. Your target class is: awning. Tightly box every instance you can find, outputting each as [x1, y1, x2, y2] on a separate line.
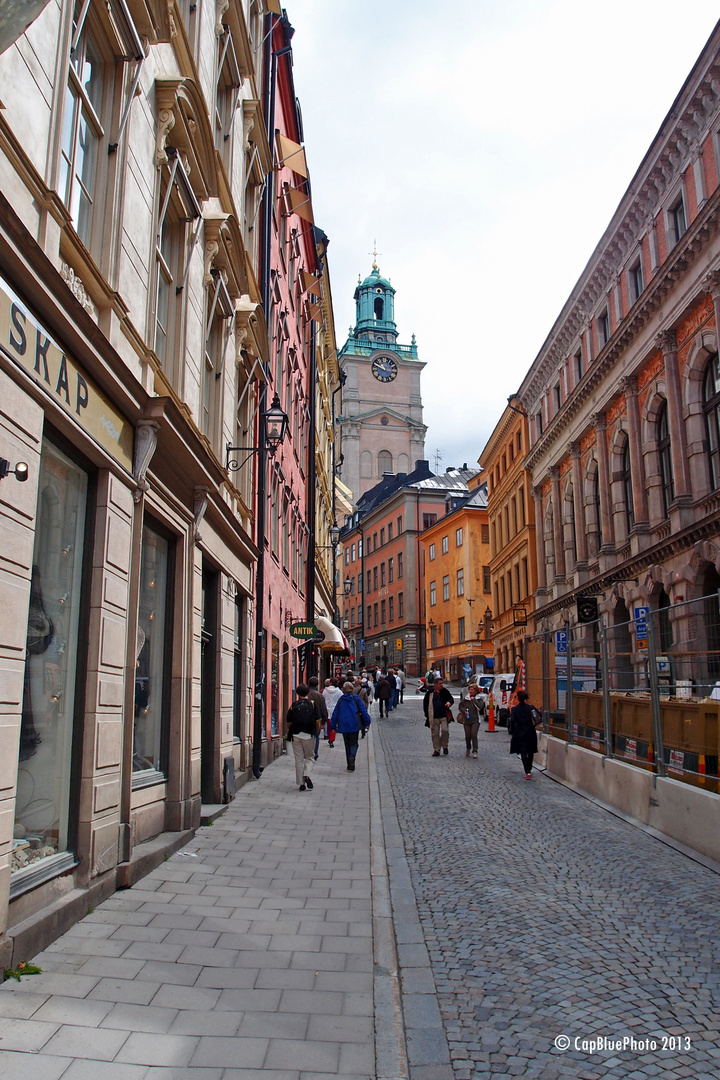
[315, 616, 350, 654]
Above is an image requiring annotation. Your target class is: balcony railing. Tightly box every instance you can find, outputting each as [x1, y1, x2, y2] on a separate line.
[339, 337, 419, 360]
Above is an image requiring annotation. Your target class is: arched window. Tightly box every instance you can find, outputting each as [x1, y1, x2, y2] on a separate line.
[612, 599, 634, 690]
[593, 466, 602, 549]
[374, 297, 384, 320]
[621, 438, 634, 534]
[702, 564, 720, 680]
[360, 450, 372, 478]
[703, 353, 720, 489]
[658, 588, 673, 652]
[657, 400, 674, 517]
[563, 482, 576, 566]
[378, 450, 392, 476]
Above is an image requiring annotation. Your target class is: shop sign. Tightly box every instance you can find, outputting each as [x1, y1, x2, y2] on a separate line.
[0, 276, 133, 471]
[289, 621, 317, 639]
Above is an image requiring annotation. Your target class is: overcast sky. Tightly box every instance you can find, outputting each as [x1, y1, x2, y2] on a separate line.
[286, 1, 720, 474]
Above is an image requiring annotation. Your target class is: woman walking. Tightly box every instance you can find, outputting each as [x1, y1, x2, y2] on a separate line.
[509, 690, 539, 779]
[458, 683, 483, 758]
[331, 682, 371, 771]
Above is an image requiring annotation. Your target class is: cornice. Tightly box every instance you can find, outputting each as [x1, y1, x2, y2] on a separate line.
[524, 185, 720, 475]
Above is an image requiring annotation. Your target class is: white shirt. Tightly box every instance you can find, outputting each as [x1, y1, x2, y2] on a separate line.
[323, 686, 343, 711]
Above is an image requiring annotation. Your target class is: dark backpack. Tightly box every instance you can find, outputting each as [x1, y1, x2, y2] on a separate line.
[289, 698, 316, 734]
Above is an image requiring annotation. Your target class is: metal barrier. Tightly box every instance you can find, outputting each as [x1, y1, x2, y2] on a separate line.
[525, 593, 720, 793]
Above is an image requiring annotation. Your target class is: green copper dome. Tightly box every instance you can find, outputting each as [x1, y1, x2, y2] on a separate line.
[357, 264, 395, 293]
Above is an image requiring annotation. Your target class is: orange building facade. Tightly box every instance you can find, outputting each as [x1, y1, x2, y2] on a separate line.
[420, 476, 493, 682]
[478, 407, 537, 674]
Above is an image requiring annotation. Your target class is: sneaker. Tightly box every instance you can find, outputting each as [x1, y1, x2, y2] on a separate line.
[466, 749, 470, 757]
[472, 752, 478, 759]
[299, 783, 306, 791]
[304, 776, 314, 789]
[347, 763, 355, 771]
[432, 751, 440, 757]
[525, 773, 532, 779]
[443, 748, 449, 755]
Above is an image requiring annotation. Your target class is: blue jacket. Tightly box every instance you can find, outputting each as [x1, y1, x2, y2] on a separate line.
[331, 692, 371, 734]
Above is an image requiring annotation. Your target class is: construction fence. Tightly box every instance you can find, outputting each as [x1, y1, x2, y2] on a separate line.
[524, 592, 720, 793]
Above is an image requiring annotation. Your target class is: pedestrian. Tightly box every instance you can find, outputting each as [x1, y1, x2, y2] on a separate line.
[322, 678, 343, 747]
[285, 684, 320, 791]
[376, 672, 392, 717]
[509, 689, 539, 779]
[423, 677, 454, 756]
[390, 669, 401, 709]
[307, 676, 328, 760]
[458, 683, 483, 758]
[364, 676, 374, 705]
[331, 682, 371, 771]
[397, 666, 405, 703]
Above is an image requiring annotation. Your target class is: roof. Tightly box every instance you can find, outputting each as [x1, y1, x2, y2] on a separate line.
[357, 265, 395, 293]
[350, 461, 482, 523]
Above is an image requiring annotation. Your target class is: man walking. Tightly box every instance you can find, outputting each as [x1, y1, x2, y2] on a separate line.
[322, 678, 343, 747]
[331, 681, 371, 771]
[423, 677, 455, 757]
[397, 666, 405, 703]
[307, 676, 328, 760]
[376, 672, 392, 718]
[286, 684, 320, 790]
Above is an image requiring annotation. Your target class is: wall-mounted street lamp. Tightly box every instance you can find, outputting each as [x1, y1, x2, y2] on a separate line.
[484, 606, 493, 638]
[0, 458, 28, 483]
[226, 392, 289, 471]
[343, 576, 352, 597]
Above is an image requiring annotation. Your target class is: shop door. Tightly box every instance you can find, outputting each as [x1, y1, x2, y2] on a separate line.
[200, 566, 218, 803]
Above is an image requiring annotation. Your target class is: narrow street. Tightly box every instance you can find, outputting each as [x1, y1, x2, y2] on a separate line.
[1, 689, 720, 1079]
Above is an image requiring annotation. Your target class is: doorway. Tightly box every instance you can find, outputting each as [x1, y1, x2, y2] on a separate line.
[200, 564, 218, 803]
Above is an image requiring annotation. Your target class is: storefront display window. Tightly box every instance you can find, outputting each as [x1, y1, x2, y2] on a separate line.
[270, 634, 279, 736]
[14, 440, 88, 881]
[133, 520, 173, 782]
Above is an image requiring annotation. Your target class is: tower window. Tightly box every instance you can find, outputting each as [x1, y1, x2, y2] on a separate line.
[374, 297, 384, 320]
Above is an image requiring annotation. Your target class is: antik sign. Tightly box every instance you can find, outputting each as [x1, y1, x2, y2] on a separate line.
[0, 276, 133, 471]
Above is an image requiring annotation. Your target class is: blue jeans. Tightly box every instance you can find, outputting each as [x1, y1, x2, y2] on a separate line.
[342, 730, 359, 764]
[392, 688, 399, 709]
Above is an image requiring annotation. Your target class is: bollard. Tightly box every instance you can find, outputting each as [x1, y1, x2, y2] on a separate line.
[488, 696, 495, 732]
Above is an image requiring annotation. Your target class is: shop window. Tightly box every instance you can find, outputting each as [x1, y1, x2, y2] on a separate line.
[270, 635, 280, 737]
[233, 594, 244, 739]
[15, 439, 89, 886]
[134, 518, 174, 781]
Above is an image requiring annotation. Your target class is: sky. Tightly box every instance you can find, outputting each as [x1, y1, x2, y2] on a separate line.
[285, 0, 720, 474]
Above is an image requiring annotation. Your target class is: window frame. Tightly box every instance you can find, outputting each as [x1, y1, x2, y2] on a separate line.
[704, 353, 720, 490]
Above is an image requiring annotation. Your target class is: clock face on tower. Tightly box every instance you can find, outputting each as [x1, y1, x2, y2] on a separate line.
[371, 355, 398, 382]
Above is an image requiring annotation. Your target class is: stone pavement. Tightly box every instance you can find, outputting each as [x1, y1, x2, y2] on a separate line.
[377, 701, 720, 1080]
[0, 731, 379, 1080]
[2, 687, 720, 1080]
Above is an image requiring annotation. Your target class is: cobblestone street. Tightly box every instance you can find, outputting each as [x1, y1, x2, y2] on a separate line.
[376, 701, 720, 1080]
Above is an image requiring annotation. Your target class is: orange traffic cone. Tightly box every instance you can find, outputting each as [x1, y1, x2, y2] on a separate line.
[488, 696, 495, 732]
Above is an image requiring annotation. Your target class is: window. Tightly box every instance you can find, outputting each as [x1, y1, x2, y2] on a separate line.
[60, 8, 107, 250]
[233, 595, 244, 739]
[574, 349, 583, 384]
[456, 527, 463, 546]
[535, 411, 543, 437]
[458, 616, 465, 642]
[367, 604, 372, 626]
[345, 546, 350, 565]
[398, 552, 403, 577]
[621, 438, 634, 534]
[441, 536, 449, 554]
[483, 565, 491, 593]
[431, 624, 437, 648]
[350, 608, 355, 627]
[457, 568, 464, 596]
[444, 621, 451, 645]
[380, 527, 385, 546]
[388, 522, 393, 541]
[215, 24, 243, 169]
[381, 600, 386, 624]
[358, 539, 362, 558]
[657, 400, 674, 516]
[704, 354, 720, 489]
[203, 272, 233, 444]
[351, 543, 356, 562]
[423, 513, 437, 529]
[629, 258, 644, 303]
[389, 597, 394, 622]
[597, 309, 610, 347]
[669, 194, 687, 246]
[388, 557, 394, 582]
[397, 515, 403, 534]
[430, 580, 436, 606]
[380, 562, 386, 587]
[378, 450, 392, 476]
[367, 569, 372, 593]
[374, 603, 378, 627]
[154, 163, 197, 385]
[373, 532, 378, 549]
[442, 575, 450, 601]
[429, 543, 436, 561]
[553, 383, 561, 412]
[373, 566, 378, 590]
[398, 592, 404, 618]
[481, 524, 489, 544]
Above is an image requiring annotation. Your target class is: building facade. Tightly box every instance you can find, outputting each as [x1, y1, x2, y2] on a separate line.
[338, 262, 426, 501]
[517, 23, 720, 693]
[0, 0, 338, 963]
[421, 477, 493, 682]
[478, 406, 537, 674]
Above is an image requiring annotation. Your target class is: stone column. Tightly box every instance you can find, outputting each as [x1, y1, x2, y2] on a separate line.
[569, 441, 587, 566]
[657, 330, 691, 500]
[532, 486, 547, 591]
[550, 466, 565, 580]
[620, 376, 648, 527]
[592, 412, 614, 549]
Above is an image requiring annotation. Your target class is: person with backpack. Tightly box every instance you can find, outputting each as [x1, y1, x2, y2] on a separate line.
[286, 684, 321, 791]
[330, 682, 372, 771]
[509, 690, 540, 779]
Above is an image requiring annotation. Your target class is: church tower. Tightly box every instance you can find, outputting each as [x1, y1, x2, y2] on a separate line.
[338, 260, 427, 502]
